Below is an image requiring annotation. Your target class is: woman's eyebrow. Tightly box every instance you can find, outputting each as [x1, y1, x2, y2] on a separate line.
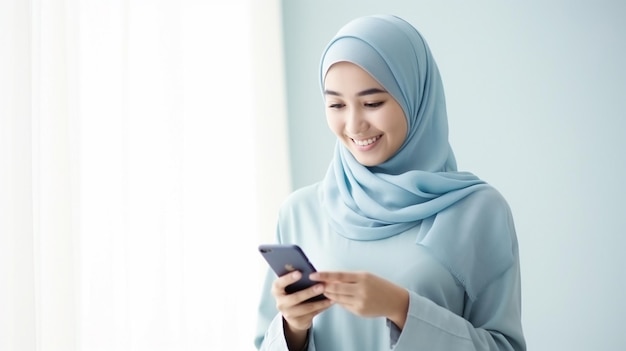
[324, 88, 387, 96]
[357, 88, 387, 96]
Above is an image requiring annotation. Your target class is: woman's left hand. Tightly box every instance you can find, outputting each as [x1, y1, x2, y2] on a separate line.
[309, 271, 409, 328]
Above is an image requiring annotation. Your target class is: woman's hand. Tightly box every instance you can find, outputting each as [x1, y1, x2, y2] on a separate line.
[271, 271, 333, 349]
[310, 271, 409, 329]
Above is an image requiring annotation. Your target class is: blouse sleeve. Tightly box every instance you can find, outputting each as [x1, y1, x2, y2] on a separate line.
[254, 266, 288, 350]
[254, 267, 318, 351]
[389, 256, 526, 351]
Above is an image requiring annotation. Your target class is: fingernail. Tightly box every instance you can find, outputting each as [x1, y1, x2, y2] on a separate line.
[292, 271, 301, 280]
[309, 273, 319, 280]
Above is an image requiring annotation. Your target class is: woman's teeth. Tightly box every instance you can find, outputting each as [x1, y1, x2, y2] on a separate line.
[353, 136, 380, 146]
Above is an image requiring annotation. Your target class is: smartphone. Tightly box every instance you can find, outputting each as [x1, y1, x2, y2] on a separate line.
[258, 244, 326, 302]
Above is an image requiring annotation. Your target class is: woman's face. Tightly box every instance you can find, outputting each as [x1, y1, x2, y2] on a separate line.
[324, 62, 407, 167]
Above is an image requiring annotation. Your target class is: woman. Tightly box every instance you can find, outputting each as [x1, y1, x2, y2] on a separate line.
[254, 14, 526, 351]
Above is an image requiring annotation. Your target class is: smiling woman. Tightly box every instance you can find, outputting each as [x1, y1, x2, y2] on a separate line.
[0, 1, 289, 350]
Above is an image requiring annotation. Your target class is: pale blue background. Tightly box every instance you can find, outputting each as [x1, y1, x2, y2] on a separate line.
[280, 1, 626, 350]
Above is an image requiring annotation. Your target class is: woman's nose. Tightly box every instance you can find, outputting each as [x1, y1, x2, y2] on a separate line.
[345, 108, 368, 135]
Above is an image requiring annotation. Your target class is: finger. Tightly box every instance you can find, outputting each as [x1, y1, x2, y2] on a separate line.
[277, 284, 324, 310]
[322, 291, 353, 305]
[284, 297, 333, 319]
[272, 270, 302, 294]
[323, 281, 356, 296]
[284, 283, 326, 306]
[310, 271, 358, 283]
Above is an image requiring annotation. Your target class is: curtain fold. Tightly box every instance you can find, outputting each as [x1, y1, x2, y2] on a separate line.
[1, 1, 37, 350]
[1, 1, 290, 350]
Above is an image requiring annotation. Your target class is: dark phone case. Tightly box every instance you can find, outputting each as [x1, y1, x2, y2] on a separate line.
[258, 244, 326, 302]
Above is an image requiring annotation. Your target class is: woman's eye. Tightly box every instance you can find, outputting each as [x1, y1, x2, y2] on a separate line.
[328, 103, 344, 109]
[364, 101, 384, 108]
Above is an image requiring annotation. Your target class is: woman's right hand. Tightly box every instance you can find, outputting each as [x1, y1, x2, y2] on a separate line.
[271, 270, 333, 346]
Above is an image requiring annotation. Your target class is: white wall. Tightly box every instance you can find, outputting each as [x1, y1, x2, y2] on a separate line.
[281, 1, 626, 350]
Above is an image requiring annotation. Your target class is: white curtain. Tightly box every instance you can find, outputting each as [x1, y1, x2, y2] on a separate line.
[0, 0, 291, 350]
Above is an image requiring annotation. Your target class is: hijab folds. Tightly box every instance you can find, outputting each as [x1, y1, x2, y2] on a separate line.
[320, 15, 515, 298]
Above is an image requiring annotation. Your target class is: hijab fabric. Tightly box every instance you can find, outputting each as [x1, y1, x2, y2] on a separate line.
[320, 14, 488, 240]
[318, 15, 518, 299]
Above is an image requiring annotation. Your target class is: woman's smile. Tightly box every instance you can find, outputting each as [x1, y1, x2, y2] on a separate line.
[351, 135, 382, 148]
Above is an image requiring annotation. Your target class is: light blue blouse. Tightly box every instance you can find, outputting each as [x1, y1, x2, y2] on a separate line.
[254, 182, 526, 351]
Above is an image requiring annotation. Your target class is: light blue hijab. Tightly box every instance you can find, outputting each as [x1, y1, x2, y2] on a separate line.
[319, 15, 518, 297]
[320, 14, 488, 240]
